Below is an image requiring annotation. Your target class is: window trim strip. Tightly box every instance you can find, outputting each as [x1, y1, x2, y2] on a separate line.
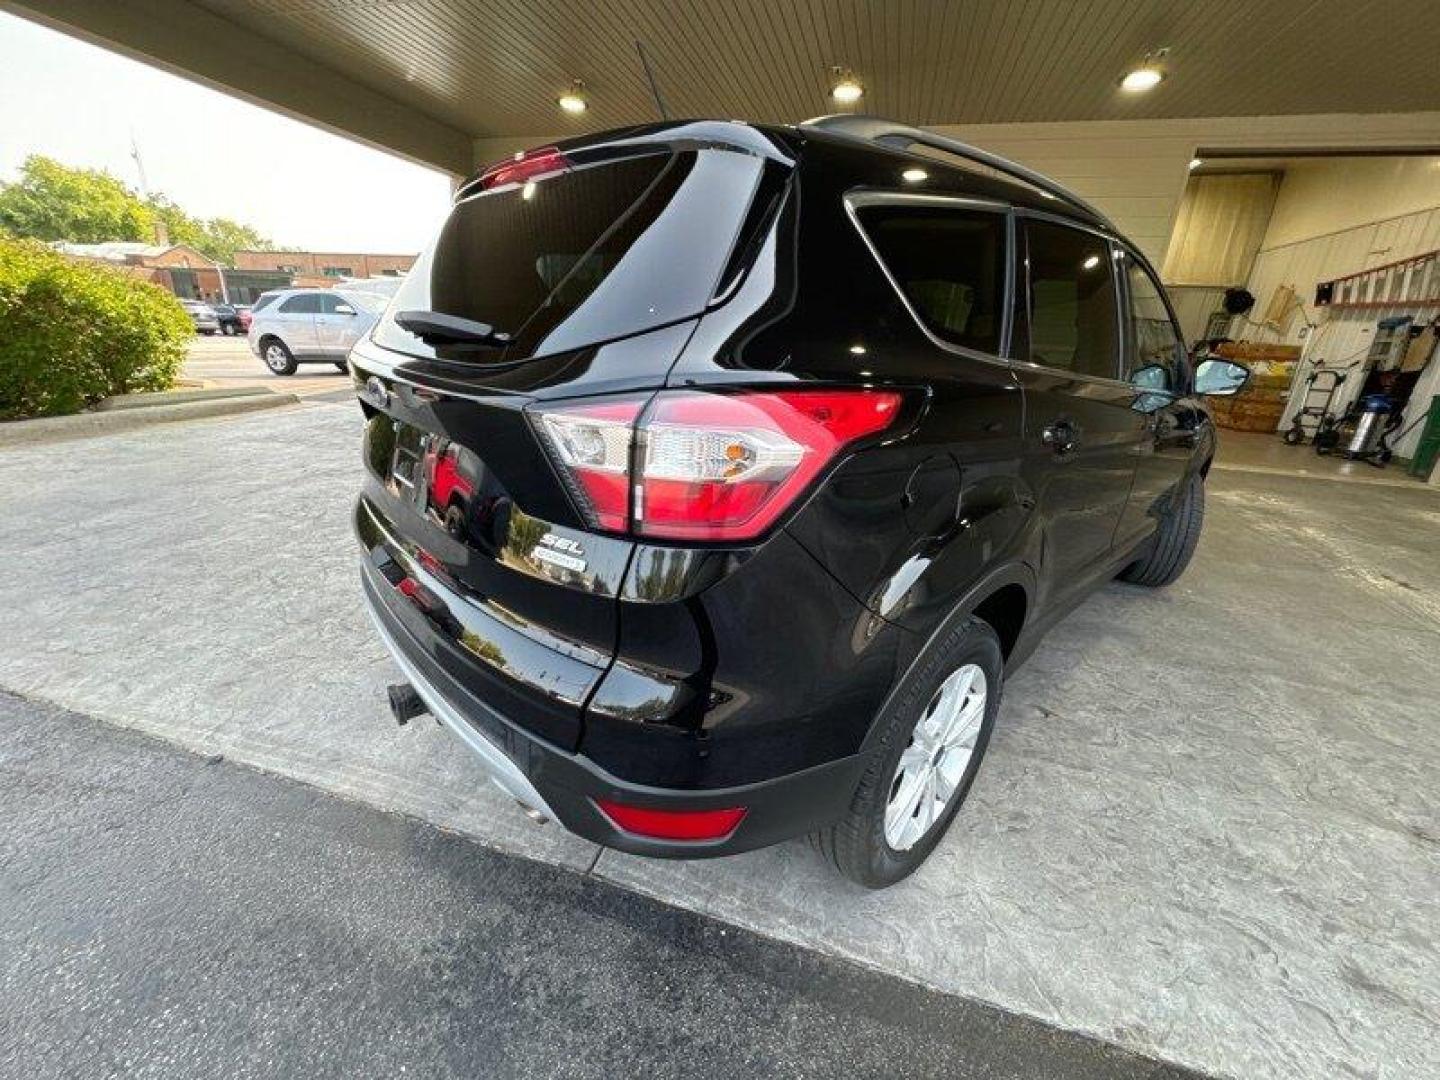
[842, 190, 1014, 367]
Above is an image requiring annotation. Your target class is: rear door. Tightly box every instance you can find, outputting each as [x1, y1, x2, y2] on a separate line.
[315, 292, 363, 354]
[274, 293, 322, 355]
[1012, 216, 1146, 597]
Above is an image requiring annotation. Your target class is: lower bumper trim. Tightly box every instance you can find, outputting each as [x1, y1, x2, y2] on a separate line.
[363, 588, 559, 824]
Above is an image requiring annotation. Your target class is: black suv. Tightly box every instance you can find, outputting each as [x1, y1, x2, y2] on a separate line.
[351, 117, 1249, 887]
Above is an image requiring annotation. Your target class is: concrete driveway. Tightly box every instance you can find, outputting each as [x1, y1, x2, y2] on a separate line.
[0, 402, 1435, 1079]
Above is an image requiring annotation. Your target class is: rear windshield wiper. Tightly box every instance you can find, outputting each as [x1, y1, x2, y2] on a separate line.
[394, 310, 512, 347]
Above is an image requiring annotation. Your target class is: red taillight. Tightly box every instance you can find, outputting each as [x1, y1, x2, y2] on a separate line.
[595, 800, 747, 841]
[532, 389, 902, 543]
[477, 146, 571, 190]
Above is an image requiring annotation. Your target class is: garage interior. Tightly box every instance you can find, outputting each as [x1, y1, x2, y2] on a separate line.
[2, 3, 1437, 1079]
[1164, 152, 1440, 480]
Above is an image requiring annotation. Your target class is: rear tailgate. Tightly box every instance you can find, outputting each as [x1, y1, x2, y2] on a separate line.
[353, 129, 789, 751]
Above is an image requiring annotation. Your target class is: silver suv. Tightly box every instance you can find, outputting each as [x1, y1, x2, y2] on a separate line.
[247, 288, 385, 375]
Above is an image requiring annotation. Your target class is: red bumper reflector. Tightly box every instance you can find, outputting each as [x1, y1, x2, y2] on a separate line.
[595, 800, 747, 841]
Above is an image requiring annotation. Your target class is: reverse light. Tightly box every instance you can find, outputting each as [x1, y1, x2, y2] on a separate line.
[596, 800, 747, 841]
[532, 389, 903, 543]
[535, 398, 641, 532]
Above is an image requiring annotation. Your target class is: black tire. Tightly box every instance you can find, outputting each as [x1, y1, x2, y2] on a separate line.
[261, 338, 297, 376]
[1120, 472, 1204, 588]
[1282, 425, 1303, 445]
[813, 617, 1003, 889]
[334, 361, 349, 373]
[221, 323, 235, 337]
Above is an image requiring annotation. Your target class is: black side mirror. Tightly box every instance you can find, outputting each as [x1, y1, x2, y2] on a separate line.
[1194, 358, 1250, 397]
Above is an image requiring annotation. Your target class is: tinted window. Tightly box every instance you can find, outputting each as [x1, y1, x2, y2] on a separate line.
[375, 148, 766, 362]
[316, 293, 345, 314]
[279, 293, 322, 315]
[857, 205, 1006, 354]
[1024, 221, 1119, 379]
[252, 293, 280, 312]
[336, 291, 387, 315]
[1124, 257, 1183, 393]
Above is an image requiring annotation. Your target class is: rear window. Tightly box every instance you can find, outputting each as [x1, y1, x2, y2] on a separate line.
[373, 148, 767, 363]
[856, 205, 1007, 355]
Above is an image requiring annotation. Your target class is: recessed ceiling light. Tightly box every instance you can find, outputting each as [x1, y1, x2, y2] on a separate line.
[1121, 48, 1169, 92]
[558, 80, 587, 114]
[831, 67, 863, 104]
[901, 167, 928, 183]
[1121, 67, 1164, 91]
[1082, 254, 1101, 271]
[849, 344, 867, 355]
[1188, 157, 1203, 170]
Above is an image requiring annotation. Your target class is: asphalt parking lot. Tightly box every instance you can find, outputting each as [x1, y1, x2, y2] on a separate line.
[0, 402, 1436, 1079]
[182, 334, 354, 399]
[1, 691, 1197, 1080]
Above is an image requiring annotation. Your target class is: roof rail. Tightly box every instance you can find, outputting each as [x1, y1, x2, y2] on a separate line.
[800, 115, 1116, 232]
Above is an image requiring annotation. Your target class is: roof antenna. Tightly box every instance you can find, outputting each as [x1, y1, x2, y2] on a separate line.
[635, 40, 670, 120]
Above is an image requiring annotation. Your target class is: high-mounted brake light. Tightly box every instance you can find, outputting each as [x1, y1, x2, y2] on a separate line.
[531, 389, 902, 543]
[477, 146, 572, 190]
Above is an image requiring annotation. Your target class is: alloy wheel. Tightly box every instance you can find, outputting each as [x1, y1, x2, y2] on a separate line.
[884, 663, 987, 851]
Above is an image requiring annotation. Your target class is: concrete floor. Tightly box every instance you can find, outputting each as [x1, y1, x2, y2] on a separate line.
[0, 404, 1436, 1079]
[1215, 429, 1433, 488]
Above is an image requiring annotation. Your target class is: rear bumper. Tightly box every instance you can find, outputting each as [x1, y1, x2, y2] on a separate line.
[361, 563, 866, 858]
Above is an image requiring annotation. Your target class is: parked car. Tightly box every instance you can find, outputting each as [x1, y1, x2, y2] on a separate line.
[246, 287, 385, 374]
[210, 303, 245, 336]
[350, 119, 1250, 887]
[180, 298, 220, 335]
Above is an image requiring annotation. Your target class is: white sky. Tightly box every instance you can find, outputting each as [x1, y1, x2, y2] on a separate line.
[0, 11, 452, 253]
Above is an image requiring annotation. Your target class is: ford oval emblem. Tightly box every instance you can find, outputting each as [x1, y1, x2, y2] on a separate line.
[361, 376, 389, 409]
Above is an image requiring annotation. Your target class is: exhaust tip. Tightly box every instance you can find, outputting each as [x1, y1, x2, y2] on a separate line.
[386, 682, 429, 726]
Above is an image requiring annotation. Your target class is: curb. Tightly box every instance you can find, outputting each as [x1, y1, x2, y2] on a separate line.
[95, 386, 273, 411]
[0, 391, 302, 448]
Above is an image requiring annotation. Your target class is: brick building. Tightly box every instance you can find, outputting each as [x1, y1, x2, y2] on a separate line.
[52, 241, 290, 303]
[234, 250, 416, 280]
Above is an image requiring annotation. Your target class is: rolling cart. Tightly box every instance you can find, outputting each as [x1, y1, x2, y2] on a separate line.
[1282, 366, 1348, 445]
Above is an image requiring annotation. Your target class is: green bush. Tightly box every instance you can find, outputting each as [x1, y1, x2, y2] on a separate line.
[0, 236, 193, 420]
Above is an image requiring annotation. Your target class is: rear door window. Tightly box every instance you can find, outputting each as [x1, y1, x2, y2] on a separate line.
[855, 204, 1007, 355]
[1023, 220, 1120, 380]
[279, 294, 322, 315]
[374, 148, 768, 363]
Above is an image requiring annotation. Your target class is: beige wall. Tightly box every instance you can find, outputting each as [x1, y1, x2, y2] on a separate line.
[932, 113, 1440, 268]
[1261, 156, 1440, 248]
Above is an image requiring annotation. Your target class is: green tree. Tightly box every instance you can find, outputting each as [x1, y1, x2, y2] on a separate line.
[189, 216, 270, 264]
[0, 155, 272, 263]
[146, 194, 267, 263]
[0, 155, 154, 245]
